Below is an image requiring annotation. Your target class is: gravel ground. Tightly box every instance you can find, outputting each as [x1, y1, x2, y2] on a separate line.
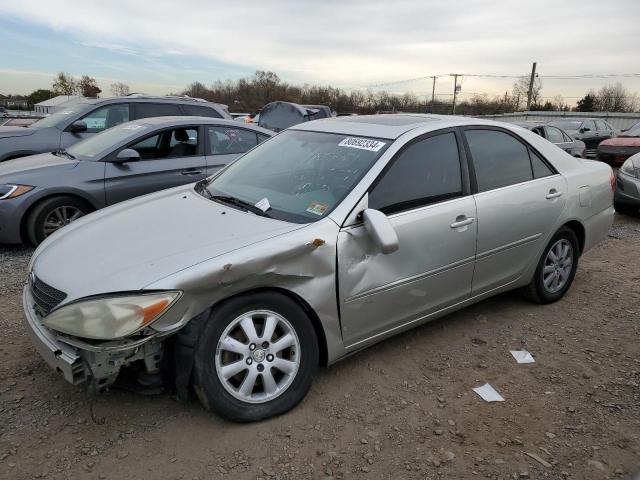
[1, 214, 639, 480]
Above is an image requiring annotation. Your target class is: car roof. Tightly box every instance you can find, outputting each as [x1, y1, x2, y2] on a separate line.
[76, 96, 228, 109]
[291, 114, 515, 140]
[124, 116, 274, 134]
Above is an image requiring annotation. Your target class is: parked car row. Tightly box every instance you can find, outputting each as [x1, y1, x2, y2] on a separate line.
[18, 113, 614, 421]
[513, 122, 586, 158]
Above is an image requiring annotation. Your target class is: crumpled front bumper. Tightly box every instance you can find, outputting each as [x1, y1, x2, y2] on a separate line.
[22, 286, 87, 384]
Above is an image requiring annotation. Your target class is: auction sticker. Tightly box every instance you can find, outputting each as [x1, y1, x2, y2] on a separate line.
[338, 137, 386, 152]
[306, 201, 329, 216]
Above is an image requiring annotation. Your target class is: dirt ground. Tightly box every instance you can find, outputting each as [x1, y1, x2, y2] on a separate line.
[1, 214, 639, 480]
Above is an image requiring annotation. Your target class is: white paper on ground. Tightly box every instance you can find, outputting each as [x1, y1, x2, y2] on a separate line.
[472, 383, 505, 402]
[510, 350, 535, 364]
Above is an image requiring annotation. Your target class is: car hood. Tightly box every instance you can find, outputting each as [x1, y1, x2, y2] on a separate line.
[599, 136, 640, 147]
[30, 185, 305, 302]
[0, 126, 36, 139]
[0, 152, 78, 179]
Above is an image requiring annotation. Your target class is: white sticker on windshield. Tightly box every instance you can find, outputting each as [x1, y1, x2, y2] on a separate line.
[122, 124, 145, 130]
[254, 197, 271, 212]
[338, 137, 386, 152]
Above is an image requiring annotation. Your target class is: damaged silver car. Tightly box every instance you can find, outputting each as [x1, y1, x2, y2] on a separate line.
[24, 114, 614, 421]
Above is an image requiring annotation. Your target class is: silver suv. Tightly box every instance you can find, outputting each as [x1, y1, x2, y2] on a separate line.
[0, 95, 231, 162]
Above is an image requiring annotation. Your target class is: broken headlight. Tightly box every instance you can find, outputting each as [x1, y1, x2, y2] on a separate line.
[43, 291, 181, 340]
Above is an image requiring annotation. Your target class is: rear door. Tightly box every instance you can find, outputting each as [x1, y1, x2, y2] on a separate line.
[462, 127, 567, 295]
[104, 125, 208, 205]
[544, 126, 573, 154]
[337, 130, 477, 346]
[205, 125, 261, 175]
[581, 120, 600, 154]
[595, 120, 615, 142]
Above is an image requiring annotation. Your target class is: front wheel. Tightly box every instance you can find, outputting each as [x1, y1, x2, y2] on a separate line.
[193, 292, 319, 422]
[525, 227, 579, 304]
[26, 196, 91, 246]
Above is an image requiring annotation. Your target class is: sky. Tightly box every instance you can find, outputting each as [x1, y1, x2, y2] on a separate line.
[1, 0, 639, 105]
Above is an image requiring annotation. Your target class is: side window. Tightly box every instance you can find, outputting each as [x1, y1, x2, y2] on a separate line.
[562, 131, 573, 142]
[135, 103, 182, 119]
[208, 126, 258, 155]
[368, 132, 462, 214]
[530, 150, 554, 178]
[257, 133, 270, 143]
[545, 126, 565, 144]
[583, 120, 596, 132]
[465, 129, 532, 192]
[595, 120, 608, 131]
[80, 104, 130, 133]
[128, 128, 199, 160]
[531, 127, 545, 138]
[182, 104, 222, 118]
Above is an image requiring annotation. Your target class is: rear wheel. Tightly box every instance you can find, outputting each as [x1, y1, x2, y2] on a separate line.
[614, 200, 639, 216]
[193, 292, 318, 422]
[525, 227, 579, 304]
[26, 196, 91, 246]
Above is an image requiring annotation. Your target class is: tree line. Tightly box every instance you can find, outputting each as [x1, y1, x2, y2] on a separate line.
[2, 70, 638, 114]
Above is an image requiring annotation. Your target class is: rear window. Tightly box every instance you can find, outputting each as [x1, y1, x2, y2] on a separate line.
[182, 104, 222, 118]
[135, 103, 182, 119]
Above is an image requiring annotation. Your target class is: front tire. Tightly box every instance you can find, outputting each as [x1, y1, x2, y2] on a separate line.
[26, 196, 91, 246]
[525, 227, 579, 304]
[193, 292, 319, 422]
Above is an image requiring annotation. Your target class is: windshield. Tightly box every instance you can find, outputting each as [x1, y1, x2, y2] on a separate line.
[66, 122, 150, 159]
[201, 130, 390, 223]
[549, 120, 582, 131]
[621, 124, 640, 137]
[29, 103, 87, 129]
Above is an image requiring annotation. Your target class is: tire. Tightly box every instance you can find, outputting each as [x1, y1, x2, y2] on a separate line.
[525, 226, 579, 304]
[193, 292, 319, 422]
[614, 200, 639, 216]
[26, 196, 91, 246]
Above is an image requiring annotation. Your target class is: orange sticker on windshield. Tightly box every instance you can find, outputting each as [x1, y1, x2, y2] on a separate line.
[306, 202, 329, 216]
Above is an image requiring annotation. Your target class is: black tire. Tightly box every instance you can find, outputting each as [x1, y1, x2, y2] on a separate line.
[26, 196, 92, 246]
[614, 200, 639, 216]
[525, 226, 579, 304]
[193, 292, 319, 422]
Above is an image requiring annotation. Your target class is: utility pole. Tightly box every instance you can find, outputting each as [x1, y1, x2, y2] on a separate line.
[430, 76, 437, 113]
[451, 74, 461, 114]
[526, 62, 537, 111]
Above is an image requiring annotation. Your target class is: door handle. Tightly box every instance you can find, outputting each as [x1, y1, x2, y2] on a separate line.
[450, 216, 475, 229]
[181, 169, 203, 176]
[546, 189, 563, 199]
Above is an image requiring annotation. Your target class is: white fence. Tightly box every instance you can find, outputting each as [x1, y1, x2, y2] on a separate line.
[475, 111, 640, 130]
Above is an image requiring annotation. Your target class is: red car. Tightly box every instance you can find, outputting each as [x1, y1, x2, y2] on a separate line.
[597, 122, 640, 166]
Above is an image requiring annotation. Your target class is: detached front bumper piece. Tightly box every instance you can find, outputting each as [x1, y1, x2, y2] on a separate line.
[23, 286, 86, 384]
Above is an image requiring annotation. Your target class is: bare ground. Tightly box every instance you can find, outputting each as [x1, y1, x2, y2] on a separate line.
[1, 215, 639, 480]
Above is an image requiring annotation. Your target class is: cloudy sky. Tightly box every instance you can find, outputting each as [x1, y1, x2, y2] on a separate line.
[1, 0, 639, 104]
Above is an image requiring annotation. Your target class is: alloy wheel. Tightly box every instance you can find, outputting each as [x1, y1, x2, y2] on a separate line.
[542, 239, 573, 294]
[214, 310, 301, 404]
[43, 206, 84, 237]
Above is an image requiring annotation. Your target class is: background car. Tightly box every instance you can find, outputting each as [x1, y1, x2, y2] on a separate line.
[0, 95, 232, 162]
[0, 117, 43, 127]
[614, 152, 640, 215]
[514, 121, 586, 157]
[0, 116, 272, 245]
[23, 114, 613, 421]
[597, 122, 640, 166]
[546, 118, 617, 157]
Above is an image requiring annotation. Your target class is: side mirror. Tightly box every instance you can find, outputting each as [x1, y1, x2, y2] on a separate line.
[113, 148, 140, 163]
[362, 209, 399, 254]
[581, 127, 590, 133]
[67, 120, 87, 133]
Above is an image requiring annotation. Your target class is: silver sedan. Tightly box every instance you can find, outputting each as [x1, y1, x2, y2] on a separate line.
[24, 114, 614, 421]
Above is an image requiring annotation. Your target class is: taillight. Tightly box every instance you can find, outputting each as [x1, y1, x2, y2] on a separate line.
[610, 171, 615, 192]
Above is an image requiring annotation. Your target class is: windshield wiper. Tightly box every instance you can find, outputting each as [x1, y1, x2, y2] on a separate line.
[210, 195, 271, 217]
[53, 149, 75, 159]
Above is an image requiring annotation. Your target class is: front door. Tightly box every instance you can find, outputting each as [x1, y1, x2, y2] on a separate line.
[104, 125, 208, 205]
[462, 127, 567, 295]
[337, 130, 477, 347]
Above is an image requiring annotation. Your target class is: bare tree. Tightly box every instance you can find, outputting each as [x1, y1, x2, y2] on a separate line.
[594, 83, 638, 112]
[52, 72, 77, 96]
[110, 82, 131, 97]
[77, 75, 101, 98]
[512, 75, 543, 110]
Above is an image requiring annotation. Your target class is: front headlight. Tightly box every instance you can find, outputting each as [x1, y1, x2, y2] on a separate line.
[0, 184, 34, 199]
[43, 291, 181, 340]
[620, 159, 640, 178]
